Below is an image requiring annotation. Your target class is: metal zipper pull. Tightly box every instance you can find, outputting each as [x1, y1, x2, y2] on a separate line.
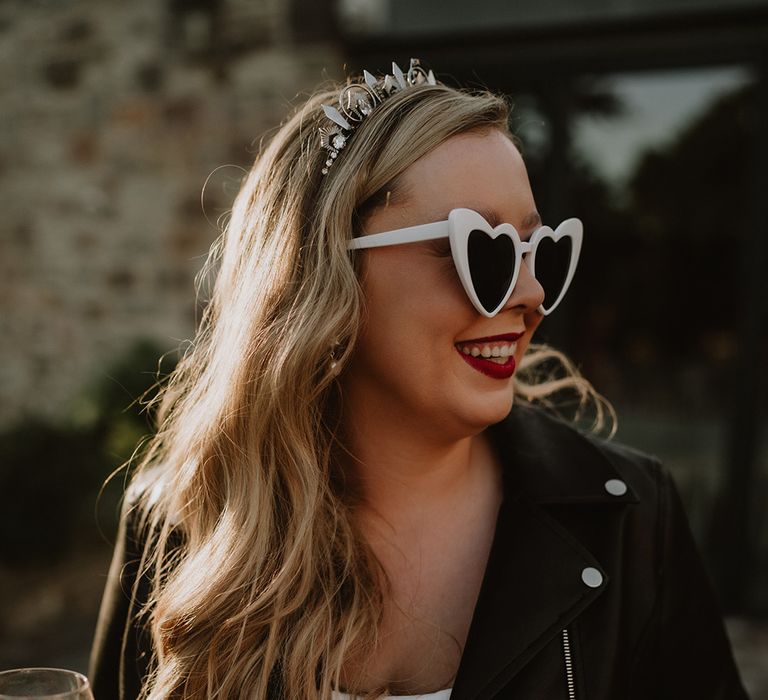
[562, 627, 576, 700]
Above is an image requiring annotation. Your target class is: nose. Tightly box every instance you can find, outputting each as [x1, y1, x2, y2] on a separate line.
[503, 255, 545, 313]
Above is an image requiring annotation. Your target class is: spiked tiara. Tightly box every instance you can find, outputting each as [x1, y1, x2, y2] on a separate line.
[318, 58, 437, 175]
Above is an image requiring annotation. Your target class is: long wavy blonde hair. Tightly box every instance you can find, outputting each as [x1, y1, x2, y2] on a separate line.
[128, 78, 615, 699]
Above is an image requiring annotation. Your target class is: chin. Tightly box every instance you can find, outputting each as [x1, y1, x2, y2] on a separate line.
[461, 389, 516, 431]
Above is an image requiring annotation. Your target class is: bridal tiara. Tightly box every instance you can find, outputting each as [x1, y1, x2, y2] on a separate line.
[318, 58, 437, 175]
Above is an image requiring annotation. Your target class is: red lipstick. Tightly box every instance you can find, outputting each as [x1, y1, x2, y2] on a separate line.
[454, 331, 524, 380]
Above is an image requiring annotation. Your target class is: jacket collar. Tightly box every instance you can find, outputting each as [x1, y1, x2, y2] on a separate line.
[488, 402, 639, 506]
[450, 403, 640, 700]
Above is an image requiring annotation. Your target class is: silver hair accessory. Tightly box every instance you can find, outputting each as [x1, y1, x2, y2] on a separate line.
[319, 58, 437, 175]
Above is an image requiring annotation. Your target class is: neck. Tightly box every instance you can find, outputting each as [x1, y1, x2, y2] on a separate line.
[336, 384, 500, 530]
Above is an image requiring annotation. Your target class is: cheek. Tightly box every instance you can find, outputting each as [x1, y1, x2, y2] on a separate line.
[357, 255, 468, 371]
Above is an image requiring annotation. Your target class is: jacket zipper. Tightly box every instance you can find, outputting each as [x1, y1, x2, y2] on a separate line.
[562, 627, 576, 699]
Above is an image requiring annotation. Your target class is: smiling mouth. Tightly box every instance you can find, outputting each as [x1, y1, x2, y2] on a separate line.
[453, 330, 524, 379]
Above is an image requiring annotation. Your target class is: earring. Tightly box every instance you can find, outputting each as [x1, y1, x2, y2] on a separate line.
[329, 340, 341, 376]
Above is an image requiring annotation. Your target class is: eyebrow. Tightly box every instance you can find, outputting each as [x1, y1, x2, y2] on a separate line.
[438, 207, 542, 233]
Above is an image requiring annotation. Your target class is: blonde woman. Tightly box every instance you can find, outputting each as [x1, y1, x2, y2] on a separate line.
[89, 61, 747, 699]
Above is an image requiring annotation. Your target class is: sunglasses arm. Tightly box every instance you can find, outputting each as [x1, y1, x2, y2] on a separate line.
[347, 220, 450, 250]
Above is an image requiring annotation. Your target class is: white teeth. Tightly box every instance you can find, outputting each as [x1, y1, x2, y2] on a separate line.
[457, 341, 518, 359]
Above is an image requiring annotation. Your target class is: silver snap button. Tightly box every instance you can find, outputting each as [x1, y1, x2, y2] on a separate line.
[582, 567, 603, 588]
[605, 479, 627, 496]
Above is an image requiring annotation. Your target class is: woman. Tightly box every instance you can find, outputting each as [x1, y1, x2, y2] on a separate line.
[89, 60, 748, 699]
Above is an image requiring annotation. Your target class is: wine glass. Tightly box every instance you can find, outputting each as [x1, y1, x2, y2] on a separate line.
[0, 668, 94, 700]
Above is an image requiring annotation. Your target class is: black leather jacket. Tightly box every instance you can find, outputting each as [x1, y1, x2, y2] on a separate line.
[89, 403, 750, 699]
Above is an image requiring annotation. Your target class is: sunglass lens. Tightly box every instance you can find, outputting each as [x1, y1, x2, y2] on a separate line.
[468, 230, 517, 314]
[534, 236, 573, 311]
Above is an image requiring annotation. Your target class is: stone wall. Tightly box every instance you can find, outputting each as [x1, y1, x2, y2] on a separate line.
[0, 0, 340, 426]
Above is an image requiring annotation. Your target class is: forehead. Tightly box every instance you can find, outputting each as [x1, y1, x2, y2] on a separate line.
[370, 129, 538, 234]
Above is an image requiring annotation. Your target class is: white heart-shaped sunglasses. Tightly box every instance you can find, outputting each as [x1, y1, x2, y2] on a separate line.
[348, 208, 583, 317]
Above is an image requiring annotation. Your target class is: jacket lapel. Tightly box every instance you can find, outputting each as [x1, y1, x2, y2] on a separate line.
[491, 403, 640, 507]
[450, 404, 639, 700]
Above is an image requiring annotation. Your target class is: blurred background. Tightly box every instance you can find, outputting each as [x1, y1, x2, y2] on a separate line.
[1, 0, 766, 695]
